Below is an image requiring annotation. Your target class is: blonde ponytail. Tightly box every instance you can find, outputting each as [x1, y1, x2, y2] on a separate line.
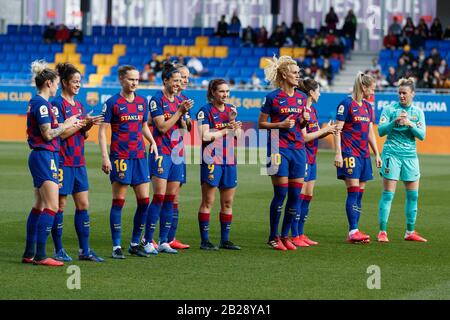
[353, 72, 375, 102]
[264, 55, 297, 88]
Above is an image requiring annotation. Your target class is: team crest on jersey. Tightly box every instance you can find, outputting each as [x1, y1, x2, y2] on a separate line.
[411, 116, 417, 121]
[39, 105, 49, 117]
[347, 169, 353, 175]
[53, 173, 58, 179]
[138, 104, 144, 112]
[385, 168, 390, 174]
[417, 122, 422, 128]
[337, 105, 345, 115]
[150, 100, 157, 111]
[197, 111, 205, 120]
[158, 167, 164, 174]
[379, 116, 387, 124]
[52, 106, 59, 116]
[208, 174, 214, 181]
[119, 172, 125, 179]
[297, 99, 303, 105]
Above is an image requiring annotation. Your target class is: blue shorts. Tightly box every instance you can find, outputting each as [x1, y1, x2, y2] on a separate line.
[58, 165, 89, 195]
[267, 148, 306, 179]
[337, 154, 373, 181]
[201, 164, 237, 189]
[181, 162, 187, 185]
[149, 152, 184, 182]
[28, 149, 59, 188]
[109, 157, 150, 186]
[304, 162, 317, 182]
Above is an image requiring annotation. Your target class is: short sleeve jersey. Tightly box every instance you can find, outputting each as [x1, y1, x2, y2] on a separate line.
[102, 93, 148, 159]
[261, 88, 307, 150]
[26, 95, 61, 152]
[336, 96, 374, 158]
[149, 90, 184, 156]
[305, 105, 320, 164]
[196, 103, 237, 165]
[52, 96, 86, 167]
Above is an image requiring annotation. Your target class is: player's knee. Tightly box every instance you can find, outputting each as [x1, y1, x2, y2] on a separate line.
[75, 200, 89, 211]
[222, 200, 233, 211]
[382, 191, 395, 202]
[406, 190, 418, 202]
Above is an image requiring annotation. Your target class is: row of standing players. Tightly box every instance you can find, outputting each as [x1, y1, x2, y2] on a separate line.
[22, 56, 427, 266]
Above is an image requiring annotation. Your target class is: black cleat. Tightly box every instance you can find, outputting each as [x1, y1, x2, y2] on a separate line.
[128, 244, 149, 257]
[112, 247, 126, 259]
[200, 241, 219, 251]
[219, 240, 241, 250]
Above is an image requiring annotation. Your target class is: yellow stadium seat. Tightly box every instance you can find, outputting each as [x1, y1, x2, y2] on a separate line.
[47, 63, 56, 70]
[214, 46, 228, 58]
[200, 46, 214, 57]
[113, 44, 126, 56]
[54, 53, 68, 64]
[187, 46, 201, 57]
[163, 45, 176, 57]
[175, 46, 189, 57]
[63, 43, 76, 54]
[74, 64, 85, 75]
[259, 57, 272, 69]
[92, 54, 106, 66]
[105, 55, 118, 66]
[280, 47, 293, 57]
[89, 74, 104, 86]
[97, 65, 111, 75]
[293, 47, 306, 58]
[67, 54, 81, 64]
[195, 36, 208, 47]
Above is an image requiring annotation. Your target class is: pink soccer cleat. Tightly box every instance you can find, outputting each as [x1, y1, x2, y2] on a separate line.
[169, 238, 190, 249]
[377, 231, 389, 243]
[299, 234, 318, 245]
[347, 230, 371, 244]
[281, 237, 297, 250]
[291, 236, 310, 247]
[267, 236, 287, 251]
[33, 258, 64, 267]
[404, 231, 427, 242]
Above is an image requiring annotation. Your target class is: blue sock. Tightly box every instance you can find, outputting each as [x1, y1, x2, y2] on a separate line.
[357, 189, 364, 225]
[198, 212, 210, 242]
[23, 208, 41, 258]
[159, 194, 175, 244]
[281, 182, 302, 238]
[220, 212, 232, 242]
[131, 198, 149, 244]
[51, 210, 64, 252]
[379, 191, 395, 231]
[269, 184, 288, 240]
[291, 195, 302, 237]
[346, 187, 360, 231]
[298, 195, 312, 235]
[35, 208, 56, 260]
[168, 203, 179, 242]
[75, 209, 90, 255]
[144, 194, 164, 244]
[110, 199, 125, 247]
[405, 189, 419, 232]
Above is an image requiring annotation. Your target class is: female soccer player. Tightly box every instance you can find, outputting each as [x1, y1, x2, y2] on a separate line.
[196, 79, 242, 250]
[258, 56, 309, 251]
[22, 60, 81, 266]
[377, 78, 427, 242]
[144, 62, 193, 254]
[50, 62, 104, 262]
[98, 65, 158, 259]
[291, 79, 337, 247]
[166, 62, 192, 250]
[334, 72, 382, 244]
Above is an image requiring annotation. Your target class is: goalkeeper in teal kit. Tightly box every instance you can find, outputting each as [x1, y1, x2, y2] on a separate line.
[377, 78, 427, 243]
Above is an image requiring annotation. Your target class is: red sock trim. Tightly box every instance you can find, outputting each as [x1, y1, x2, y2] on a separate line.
[31, 208, 42, 215]
[112, 199, 125, 208]
[173, 203, 179, 210]
[274, 183, 289, 188]
[301, 194, 313, 201]
[44, 208, 57, 216]
[164, 194, 176, 203]
[288, 182, 303, 189]
[137, 197, 150, 206]
[359, 188, 365, 194]
[220, 212, 233, 223]
[347, 187, 360, 193]
[198, 212, 210, 222]
[152, 194, 165, 205]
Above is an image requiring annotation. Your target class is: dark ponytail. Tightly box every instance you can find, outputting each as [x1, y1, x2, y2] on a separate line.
[161, 61, 180, 81]
[56, 62, 80, 90]
[297, 78, 319, 96]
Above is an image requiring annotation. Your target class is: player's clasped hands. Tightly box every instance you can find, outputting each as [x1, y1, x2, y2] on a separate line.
[280, 115, 296, 129]
[229, 107, 238, 121]
[64, 114, 83, 129]
[396, 110, 413, 127]
[178, 99, 194, 114]
[325, 120, 339, 135]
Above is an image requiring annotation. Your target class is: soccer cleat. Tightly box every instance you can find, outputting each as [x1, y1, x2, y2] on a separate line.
[299, 234, 319, 245]
[377, 231, 389, 243]
[152, 239, 159, 250]
[128, 244, 149, 257]
[281, 237, 297, 250]
[169, 238, 190, 249]
[79, 250, 105, 262]
[54, 248, 73, 262]
[158, 242, 178, 254]
[291, 236, 310, 247]
[404, 231, 427, 242]
[112, 247, 126, 259]
[200, 241, 219, 251]
[33, 257, 64, 267]
[219, 240, 241, 250]
[143, 242, 158, 255]
[346, 231, 371, 243]
[22, 257, 34, 264]
[267, 236, 287, 251]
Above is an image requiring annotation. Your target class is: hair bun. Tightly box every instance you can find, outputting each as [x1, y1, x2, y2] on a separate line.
[31, 60, 48, 76]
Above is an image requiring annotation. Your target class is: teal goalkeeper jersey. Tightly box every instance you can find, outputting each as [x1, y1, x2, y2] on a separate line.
[378, 102, 426, 158]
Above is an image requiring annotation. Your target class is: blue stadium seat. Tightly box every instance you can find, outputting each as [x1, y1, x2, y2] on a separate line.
[50, 43, 62, 53]
[159, 38, 170, 47]
[166, 27, 177, 37]
[14, 44, 26, 52]
[329, 59, 340, 73]
[191, 27, 202, 37]
[92, 26, 103, 36]
[21, 35, 33, 43]
[119, 36, 134, 45]
[141, 27, 153, 37]
[9, 63, 22, 71]
[85, 65, 97, 74]
[18, 25, 30, 34]
[239, 47, 252, 56]
[220, 59, 234, 68]
[129, 27, 140, 37]
[438, 41, 450, 50]
[220, 37, 234, 47]
[126, 46, 138, 55]
[208, 58, 221, 67]
[246, 58, 260, 68]
[145, 37, 157, 46]
[227, 47, 239, 58]
[306, 28, 318, 37]
[265, 47, 279, 56]
[138, 47, 150, 55]
[81, 54, 93, 64]
[153, 27, 164, 37]
[99, 45, 112, 53]
[253, 47, 265, 57]
[233, 60, 247, 68]
[183, 37, 196, 46]
[203, 27, 215, 36]
[18, 53, 30, 62]
[0, 35, 7, 44]
[227, 69, 240, 79]
[3, 44, 13, 52]
[31, 25, 44, 35]
[208, 37, 221, 46]
[32, 35, 42, 43]
[0, 64, 8, 72]
[379, 49, 392, 61]
[119, 56, 131, 64]
[169, 38, 182, 45]
[105, 26, 116, 37]
[392, 49, 402, 60]
[7, 25, 19, 34]
[6, 53, 17, 62]
[179, 27, 190, 38]
[83, 36, 95, 45]
[134, 37, 148, 47]
[117, 27, 128, 37]
[9, 35, 21, 43]
[240, 68, 254, 77]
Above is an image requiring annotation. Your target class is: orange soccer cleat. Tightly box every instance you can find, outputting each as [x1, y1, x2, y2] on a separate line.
[299, 234, 318, 246]
[404, 231, 427, 242]
[22, 257, 34, 264]
[169, 238, 190, 249]
[377, 231, 389, 243]
[280, 237, 297, 250]
[291, 236, 310, 247]
[267, 236, 287, 251]
[347, 230, 371, 244]
[33, 257, 64, 267]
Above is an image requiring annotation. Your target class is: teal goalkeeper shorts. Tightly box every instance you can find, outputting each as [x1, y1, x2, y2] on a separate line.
[380, 153, 420, 181]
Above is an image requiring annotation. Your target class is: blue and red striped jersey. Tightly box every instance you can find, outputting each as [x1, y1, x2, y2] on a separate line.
[52, 96, 85, 167]
[336, 96, 374, 158]
[261, 88, 307, 150]
[102, 93, 148, 159]
[26, 95, 60, 152]
[149, 90, 184, 156]
[305, 105, 320, 164]
[196, 103, 237, 165]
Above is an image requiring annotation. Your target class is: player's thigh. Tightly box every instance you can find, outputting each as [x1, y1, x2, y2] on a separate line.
[166, 181, 181, 195]
[380, 153, 401, 181]
[400, 157, 420, 182]
[151, 176, 168, 195]
[112, 181, 128, 199]
[302, 180, 316, 196]
[220, 187, 236, 213]
[39, 180, 60, 211]
[132, 182, 150, 200]
[34, 188, 45, 211]
[404, 180, 419, 190]
[383, 178, 398, 192]
[201, 182, 217, 207]
[72, 191, 89, 210]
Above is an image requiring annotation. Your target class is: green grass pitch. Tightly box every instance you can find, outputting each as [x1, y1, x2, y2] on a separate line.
[1, 141, 450, 300]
